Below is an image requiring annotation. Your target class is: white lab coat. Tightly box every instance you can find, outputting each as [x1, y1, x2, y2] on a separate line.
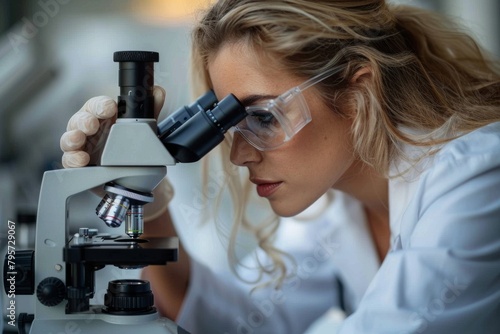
[309, 122, 500, 333]
[170, 122, 500, 333]
[174, 192, 380, 334]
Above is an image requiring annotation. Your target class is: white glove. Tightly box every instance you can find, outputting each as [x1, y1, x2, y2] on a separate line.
[60, 86, 166, 167]
[60, 86, 174, 220]
[60, 95, 117, 168]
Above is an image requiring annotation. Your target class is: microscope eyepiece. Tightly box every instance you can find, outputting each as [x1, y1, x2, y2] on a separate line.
[208, 93, 248, 132]
[113, 51, 159, 119]
[158, 92, 247, 163]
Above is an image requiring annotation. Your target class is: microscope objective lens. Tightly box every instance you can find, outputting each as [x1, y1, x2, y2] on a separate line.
[96, 194, 130, 228]
[126, 204, 144, 238]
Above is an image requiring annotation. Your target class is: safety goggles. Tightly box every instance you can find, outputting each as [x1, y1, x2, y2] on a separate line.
[233, 66, 344, 151]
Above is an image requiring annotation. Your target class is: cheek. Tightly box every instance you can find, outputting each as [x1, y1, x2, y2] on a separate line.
[292, 112, 355, 189]
[267, 116, 353, 216]
[300, 110, 353, 161]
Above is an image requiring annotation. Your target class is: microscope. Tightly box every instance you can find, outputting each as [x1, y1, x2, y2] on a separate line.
[3, 51, 246, 333]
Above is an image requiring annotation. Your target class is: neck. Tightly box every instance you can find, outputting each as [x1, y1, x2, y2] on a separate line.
[336, 159, 390, 262]
[364, 205, 391, 262]
[337, 159, 389, 211]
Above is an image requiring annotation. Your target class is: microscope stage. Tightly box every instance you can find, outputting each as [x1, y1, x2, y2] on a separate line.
[64, 236, 179, 266]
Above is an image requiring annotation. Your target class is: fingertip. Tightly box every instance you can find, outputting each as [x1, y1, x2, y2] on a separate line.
[85, 96, 117, 119]
[153, 86, 166, 119]
[68, 111, 100, 135]
[154, 85, 166, 97]
[60, 130, 86, 152]
[96, 96, 118, 119]
[62, 151, 90, 168]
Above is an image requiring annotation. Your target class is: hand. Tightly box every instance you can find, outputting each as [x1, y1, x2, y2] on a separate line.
[60, 86, 166, 168]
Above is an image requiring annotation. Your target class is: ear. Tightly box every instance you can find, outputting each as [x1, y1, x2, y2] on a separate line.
[350, 66, 372, 84]
[344, 66, 373, 118]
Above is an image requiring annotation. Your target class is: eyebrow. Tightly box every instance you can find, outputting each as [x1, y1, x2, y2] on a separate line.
[239, 94, 278, 107]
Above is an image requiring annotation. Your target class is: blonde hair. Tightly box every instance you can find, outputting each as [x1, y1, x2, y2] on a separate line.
[190, 0, 500, 285]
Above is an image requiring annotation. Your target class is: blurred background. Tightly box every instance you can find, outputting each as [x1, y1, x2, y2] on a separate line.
[0, 0, 499, 332]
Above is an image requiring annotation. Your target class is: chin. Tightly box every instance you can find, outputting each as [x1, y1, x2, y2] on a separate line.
[269, 200, 312, 218]
[267, 188, 326, 217]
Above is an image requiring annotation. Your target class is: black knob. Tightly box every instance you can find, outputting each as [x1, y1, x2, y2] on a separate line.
[104, 279, 155, 315]
[4, 250, 35, 295]
[36, 277, 65, 306]
[113, 51, 159, 63]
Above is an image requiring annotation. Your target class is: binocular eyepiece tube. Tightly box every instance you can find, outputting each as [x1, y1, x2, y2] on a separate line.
[158, 90, 247, 163]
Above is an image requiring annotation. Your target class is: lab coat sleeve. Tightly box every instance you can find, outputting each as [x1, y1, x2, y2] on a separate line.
[304, 307, 346, 334]
[176, 254, 342, 334]
[339, 140, 500, 333]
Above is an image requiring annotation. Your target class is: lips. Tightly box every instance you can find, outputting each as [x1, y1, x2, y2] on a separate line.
[252, 179, 283, 197]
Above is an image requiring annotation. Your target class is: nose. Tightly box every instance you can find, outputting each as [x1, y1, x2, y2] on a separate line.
[230, 132, 261, 166]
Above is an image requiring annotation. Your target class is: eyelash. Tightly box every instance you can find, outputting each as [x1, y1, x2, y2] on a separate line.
[249, 111, 276, 128]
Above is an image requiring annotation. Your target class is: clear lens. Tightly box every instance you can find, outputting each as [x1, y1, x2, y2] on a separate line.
[273, 87, 311, 136]
[235, 87, 311, 150]
[236, 105, 286, 150]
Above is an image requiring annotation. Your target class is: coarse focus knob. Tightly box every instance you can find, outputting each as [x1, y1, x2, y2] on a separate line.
[3, 250, 34, 295]
[104, 279, 155, 315]
[36, 277, 66, 306]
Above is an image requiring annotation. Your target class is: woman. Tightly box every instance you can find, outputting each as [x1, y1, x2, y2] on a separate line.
[190, 0, 500, 332]
[62, 0, 500, 332]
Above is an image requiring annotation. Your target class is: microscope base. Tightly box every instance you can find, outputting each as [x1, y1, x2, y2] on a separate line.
[29, 308, 189, 334]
